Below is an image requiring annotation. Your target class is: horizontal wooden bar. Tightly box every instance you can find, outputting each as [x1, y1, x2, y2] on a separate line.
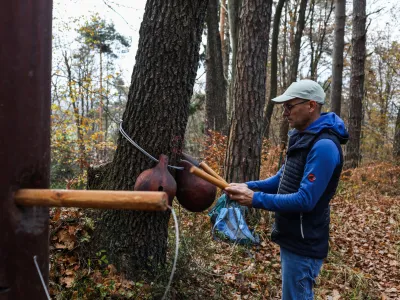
[14, 189, 168, 211]
[189, 166, 229, 190]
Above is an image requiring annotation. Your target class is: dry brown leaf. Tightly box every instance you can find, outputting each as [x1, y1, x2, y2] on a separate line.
[61, 275, 74, 288]
[332, 289, 341, 300]
[53, 208, 61, 221]
[55, 243, 67, 249]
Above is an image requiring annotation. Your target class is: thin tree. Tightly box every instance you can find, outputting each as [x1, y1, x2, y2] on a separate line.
[205, 0, 228, 134]
[227, 0, 242, 118]
[394, 104, 400, 159]
[330, 0, 346, 115]
[221, 0, 230, 82]
[78, 17, 130, 143]
[345, 0, 366, 169]
[264, 0, 286, 139]
[87, 0, 208, 279]
[279, 0, 309, 145]
[224, 0, 273, 183]
[308, 0, 334, 80]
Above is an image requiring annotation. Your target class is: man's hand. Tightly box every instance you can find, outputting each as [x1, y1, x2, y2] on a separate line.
[225, 183, 254, 207]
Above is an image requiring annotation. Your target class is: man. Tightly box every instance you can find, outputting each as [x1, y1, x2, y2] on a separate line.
[225, 79, 349, 299]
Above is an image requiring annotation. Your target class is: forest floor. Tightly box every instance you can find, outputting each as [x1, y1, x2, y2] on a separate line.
[48, 162, 399, 299]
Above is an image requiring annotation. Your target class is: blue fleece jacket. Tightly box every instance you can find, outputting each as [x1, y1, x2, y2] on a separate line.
[247, 112, 349, 212]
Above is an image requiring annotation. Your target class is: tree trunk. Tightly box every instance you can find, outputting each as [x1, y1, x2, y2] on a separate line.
[308, 0, 333, 80]
[345, 0, 366, 169]
[220, 0, 226, 45]
[264, 0, 286, 139]
[205, 0, 228, 134]
[394, 105, 400, 159]
[227, 0, 242, 118]
[221, 1, 230, 81]
[330, 0, 346, 116]
[308, 0, 316, 79]
[99, 51, 103, 134]
[279, 0, 309, 145]
[87, 0, 208, 280]
[281, 1, 289, 90]
[63, 52, 87, 172]
[224, 0, 272, 183]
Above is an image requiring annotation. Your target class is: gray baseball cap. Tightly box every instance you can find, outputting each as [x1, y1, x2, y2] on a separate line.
[272, 79, 326, 104]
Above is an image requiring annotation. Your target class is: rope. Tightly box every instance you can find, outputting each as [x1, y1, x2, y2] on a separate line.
[119, 121, 184, 170]
[162, 206, 180, 300]
[33, 255, 51, 300]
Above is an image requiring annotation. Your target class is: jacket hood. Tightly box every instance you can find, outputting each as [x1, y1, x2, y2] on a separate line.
[289, 112, 349, 144]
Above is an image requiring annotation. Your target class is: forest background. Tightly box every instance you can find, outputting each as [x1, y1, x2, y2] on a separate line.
[48, 0, 399, 299]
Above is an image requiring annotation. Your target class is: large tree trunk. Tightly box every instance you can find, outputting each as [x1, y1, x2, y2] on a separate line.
[224, 0, 272, 183]
[330, 0, 346, 116]
[264, 0, 286, 139]
[205, 0, 228, 134]
[345, 0, 366, 169]
[87, 0, 208, 279]
[279, 0, 309, 145]
[394, 105, 400, 159]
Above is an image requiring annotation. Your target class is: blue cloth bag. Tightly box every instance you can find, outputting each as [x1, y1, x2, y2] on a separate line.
[208, 194, 259, 245]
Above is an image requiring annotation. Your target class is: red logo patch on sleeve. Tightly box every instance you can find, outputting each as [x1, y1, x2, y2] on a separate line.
[308, 173, 316, 182]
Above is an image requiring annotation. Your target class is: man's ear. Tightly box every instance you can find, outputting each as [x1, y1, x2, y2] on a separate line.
[309, 100, 318, 112]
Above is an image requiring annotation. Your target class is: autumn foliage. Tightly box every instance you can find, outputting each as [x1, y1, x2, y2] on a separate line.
[49, 131, 400, 299]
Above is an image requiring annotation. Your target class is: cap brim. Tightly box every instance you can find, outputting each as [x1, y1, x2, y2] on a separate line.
[271, 94, 295, 103]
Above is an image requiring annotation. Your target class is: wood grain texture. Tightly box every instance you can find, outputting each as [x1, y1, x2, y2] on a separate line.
[14, 189, 168, 211]
[189, 166, 229, 189]
[199, 162, 228, 184]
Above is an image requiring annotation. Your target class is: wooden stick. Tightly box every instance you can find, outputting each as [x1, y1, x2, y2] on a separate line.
[189, 166, 229, 190]
[199, 162, 228, 185]
[14, 189, 168, 211]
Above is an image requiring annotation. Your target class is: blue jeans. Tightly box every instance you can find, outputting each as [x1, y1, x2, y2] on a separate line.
[280, 247, 323, 300]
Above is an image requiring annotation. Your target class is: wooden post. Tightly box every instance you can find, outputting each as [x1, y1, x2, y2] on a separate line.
[0, 1, 53, 299]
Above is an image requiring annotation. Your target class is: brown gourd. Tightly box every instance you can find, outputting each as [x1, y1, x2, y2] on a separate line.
[175, 160, 217, 212]
[134, 154, 176, 205]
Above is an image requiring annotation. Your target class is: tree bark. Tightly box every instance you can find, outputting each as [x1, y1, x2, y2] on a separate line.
[279, 0, 309, 145]
[330, 0, 346, 116]
[345, 0, 366, 169]
[87, 0, 208, 279]
[220, 0, 226, 45]
[264, 0, 286, 139]
[224, 0, 273, 183]
[221, 1, 230, 81]
[227, 0, 242, 118]
[205, 0, 228, 134]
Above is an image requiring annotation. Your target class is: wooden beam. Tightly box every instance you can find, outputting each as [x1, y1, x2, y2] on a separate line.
[15, 189, 168, 211]
[0, 1, 52, 298]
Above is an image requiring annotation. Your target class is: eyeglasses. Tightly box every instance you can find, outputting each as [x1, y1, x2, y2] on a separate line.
[282, 100, 309, 113]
